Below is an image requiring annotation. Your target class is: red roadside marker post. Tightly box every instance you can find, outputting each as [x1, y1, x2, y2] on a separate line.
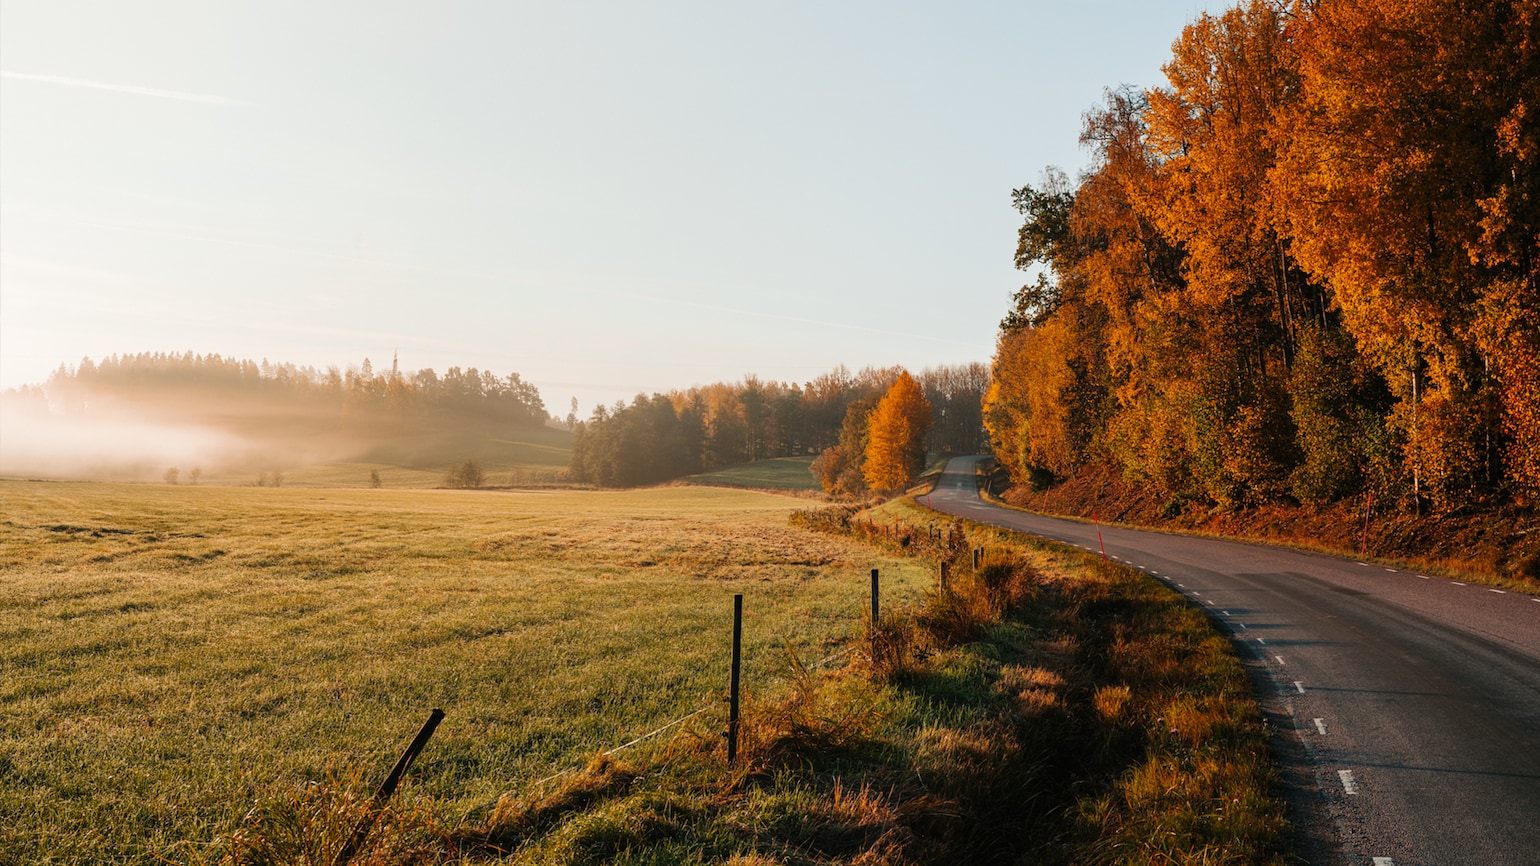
[1093, 508, 1107, 560]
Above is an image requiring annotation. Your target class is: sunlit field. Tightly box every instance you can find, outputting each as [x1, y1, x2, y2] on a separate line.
[679, 456, 820, 492]
[0, 480, 932, 864]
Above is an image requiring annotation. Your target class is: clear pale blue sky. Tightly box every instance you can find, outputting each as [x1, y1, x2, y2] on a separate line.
[1, 1, 1210, 417]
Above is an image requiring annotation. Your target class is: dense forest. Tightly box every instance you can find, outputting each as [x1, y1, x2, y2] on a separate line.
[986, 0, 1538, 515]
[568, 363, 988, 487]
[12, 351, 548, 435]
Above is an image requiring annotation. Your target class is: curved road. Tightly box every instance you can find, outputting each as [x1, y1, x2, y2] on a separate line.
[923, 457, 1540, 866]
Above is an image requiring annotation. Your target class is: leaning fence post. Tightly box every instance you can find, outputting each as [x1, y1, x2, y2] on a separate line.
[972, 547, 981, 570]
[334, 708, 444, 866]
[726, 593, 743, 768]
[940, 561, 950, 595]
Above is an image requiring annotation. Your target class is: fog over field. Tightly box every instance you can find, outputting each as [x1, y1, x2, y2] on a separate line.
[0, 394, 361, 481]
[0, 352, 553, 482]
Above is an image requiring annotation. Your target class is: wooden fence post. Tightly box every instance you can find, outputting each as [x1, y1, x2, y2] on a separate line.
[870, 568, 880, 660]
[727, 594, 743, 767]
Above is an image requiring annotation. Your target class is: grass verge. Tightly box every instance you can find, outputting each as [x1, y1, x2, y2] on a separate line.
[986, 460, 1540, 592]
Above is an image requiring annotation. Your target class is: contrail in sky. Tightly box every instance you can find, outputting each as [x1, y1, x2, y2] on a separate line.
[0, 70, 238, 105]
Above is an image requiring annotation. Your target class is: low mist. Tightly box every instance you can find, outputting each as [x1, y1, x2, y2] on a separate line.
[0, 392, 358, 482]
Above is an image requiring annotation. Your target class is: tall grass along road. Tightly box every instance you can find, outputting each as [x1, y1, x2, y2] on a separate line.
[925, 456, 1540, 865]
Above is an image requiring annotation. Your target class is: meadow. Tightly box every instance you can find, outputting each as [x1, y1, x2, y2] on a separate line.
[0, 480, 933, 864]
[201, 425, 577, 489]
[678, 457, 820, 493]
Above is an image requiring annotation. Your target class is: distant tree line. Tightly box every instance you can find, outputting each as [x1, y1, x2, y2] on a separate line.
[34, 351, 547, 433]
[988, 0, 1539, 513]
[569, 364, 987, 488]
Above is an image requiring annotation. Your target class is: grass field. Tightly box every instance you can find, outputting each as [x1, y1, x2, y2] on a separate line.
[679, 457, 820, 493]
[0, 480, 931, 864]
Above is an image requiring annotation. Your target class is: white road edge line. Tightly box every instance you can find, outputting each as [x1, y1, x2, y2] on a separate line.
[1313, 718, 1327, 735]
[1338, 769, 1359, 795]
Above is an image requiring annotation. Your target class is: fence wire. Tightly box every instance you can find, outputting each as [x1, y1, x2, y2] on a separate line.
[519, 637, 861, 793]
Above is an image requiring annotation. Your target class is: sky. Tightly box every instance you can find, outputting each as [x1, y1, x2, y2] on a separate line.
[1, 0, 1213, 418]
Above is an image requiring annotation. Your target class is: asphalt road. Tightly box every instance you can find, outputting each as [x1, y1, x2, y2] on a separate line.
[922, 457, 1540, 866]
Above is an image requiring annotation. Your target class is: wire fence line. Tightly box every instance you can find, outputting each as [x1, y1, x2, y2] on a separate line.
[518, 631, 865, 793]
[506, 538, 981, 800]
[529, 705, 715, 788]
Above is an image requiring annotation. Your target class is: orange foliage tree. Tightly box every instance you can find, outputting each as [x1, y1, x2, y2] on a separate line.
[986, 0, 1538, 513]
[863, 371, 934, 494]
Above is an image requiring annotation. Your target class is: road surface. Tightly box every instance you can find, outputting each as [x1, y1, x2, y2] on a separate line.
[922, 457, 1540, 866]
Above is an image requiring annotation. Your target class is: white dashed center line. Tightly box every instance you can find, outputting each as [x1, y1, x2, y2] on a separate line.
[1338, 770, 1359, 795]
[1293, 681, 1306, 693]
[1373, 858, 1395, 866]
[1490, 589, 1507, 594]
[1313, 718, 1327, 735]
[1275, 656, 1286, 665]
[1454, 582, 1468, 586]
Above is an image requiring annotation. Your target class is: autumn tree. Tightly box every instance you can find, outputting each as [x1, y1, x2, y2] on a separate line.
[1142, 1, 1305, 504]
[812, 398, 876, 497]
[1274, 0, 1538, 506]
[863, 371, 934, 494]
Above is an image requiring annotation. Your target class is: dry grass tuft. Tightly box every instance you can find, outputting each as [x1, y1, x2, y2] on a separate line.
[725, 854, 784, 866]
[730, 648, 886, 778]
[999, 664, 1068, 718]
[863, 611, 917, 680]
[1093, 684, 1134, 722]
[193, 769, 457, 866]
[482, 753, 639, 844]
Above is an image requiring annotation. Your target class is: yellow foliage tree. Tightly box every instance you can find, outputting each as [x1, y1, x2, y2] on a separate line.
[863, 371, 934, 494]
